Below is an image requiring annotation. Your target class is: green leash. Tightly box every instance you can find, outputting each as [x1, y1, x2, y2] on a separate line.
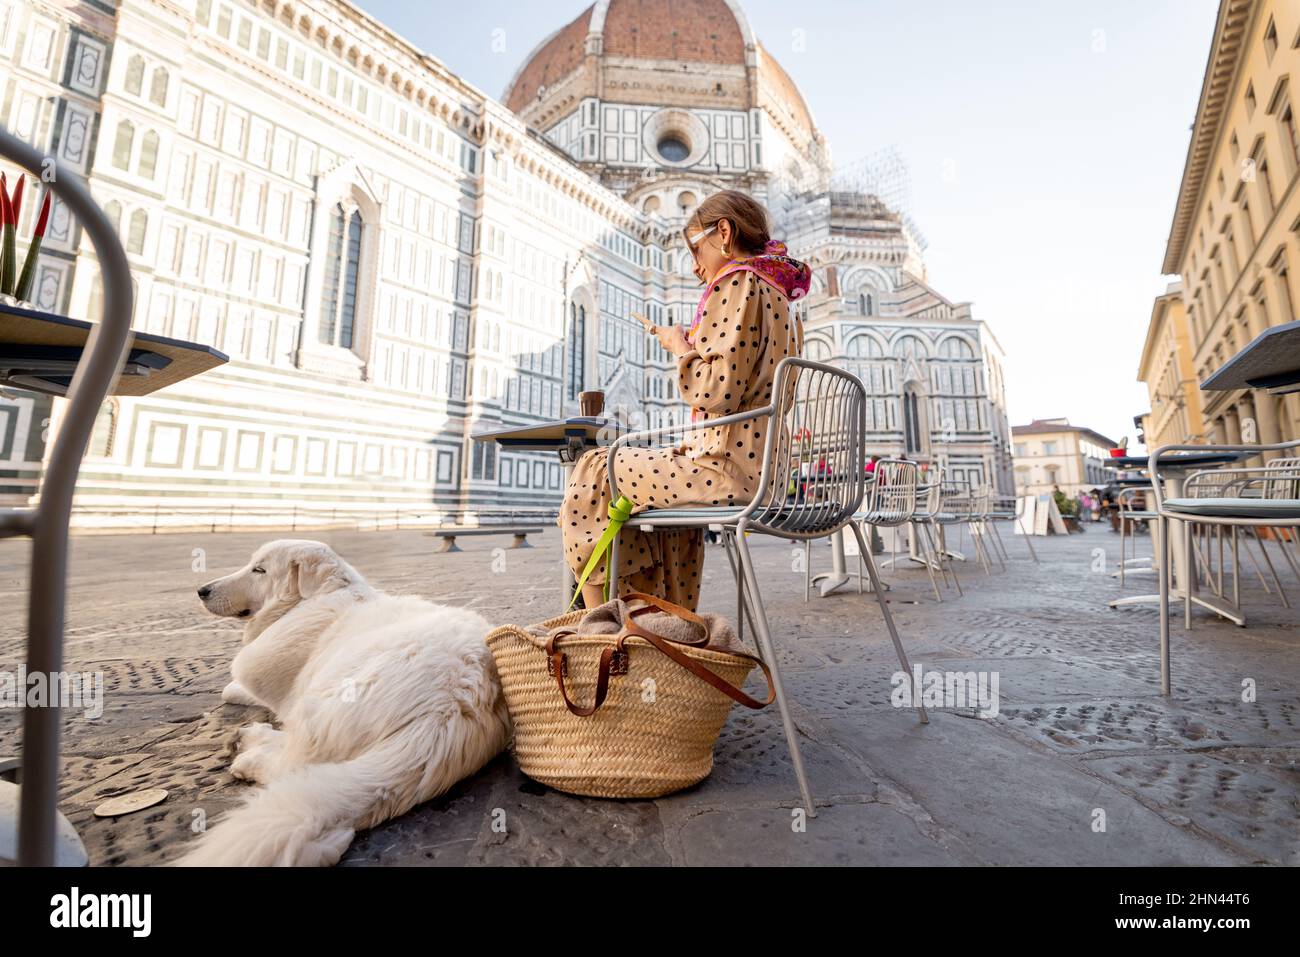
[567, 494, 633, 611]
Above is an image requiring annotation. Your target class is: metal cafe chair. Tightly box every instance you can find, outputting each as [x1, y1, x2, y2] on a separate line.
[859, 460, 944, 601]
[800, 460, 933, 602]
[934, 477, 980, 578]
[1179, 466, 1293, 610]
[1150, 440, 1300, 695]
[967, 483, 1004, 573]
[1116, 486, 1156, 588]
[604, 357, 929, 815]
[911, 467, 962, 597]
[998, 493, 1040, 562]
[988, 493, 1039, 563]
[0, 128, 134, 865]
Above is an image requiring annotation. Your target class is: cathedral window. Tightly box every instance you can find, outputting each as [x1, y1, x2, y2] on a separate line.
[903, 387, 924, 454]
[567, 302, 587, 399]
[137, 130, 159, 179]
[318, 203, 364, 350]
[125, 55, 144, 96]
[127, 209, 148, 255]
[112, 120, 134, 169]
[149, 68, 168, 107]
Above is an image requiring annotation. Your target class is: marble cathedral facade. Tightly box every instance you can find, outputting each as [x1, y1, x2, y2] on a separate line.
[0, 0, 1011, 529]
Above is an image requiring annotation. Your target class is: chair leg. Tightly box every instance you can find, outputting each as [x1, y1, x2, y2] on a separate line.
[1249, 528, 1290, 609]
[937, 523, 963, 596]
[915, 522, 942, 602]
[1159, 515, 1171, 696]
[1275, 526, 1300, 585]
[1231, 526, 1241, 608]
[721, 530, 758, 641]
[733, 525, 818, 816]
[850, 521, 928, 725]
[856, 521, 865, 594]
[1119, 517, 1127, 587]
[989, 521, 1009, 566]
[926, 522, 951, 592]
[803, 539, 811, 603]
[971, 522, 992, 575]
[1017, 517, 1039, 562]
[1183, 519, 1193, 630]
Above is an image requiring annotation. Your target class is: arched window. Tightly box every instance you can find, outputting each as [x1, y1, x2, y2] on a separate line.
[804, 337, 831, 362]
[149, 68, 169, 107]
[137, 130, 159, 179]
[847, 335, 882, 358]
[112, 120, 134, 169]
[567, 302, 586, 399]
[893, 334, 928, 359]
[939, 337, 975, 358]
[127, 209, 147, 254]
[104, 200, 122, 235]
[903, 386, 924, 454]
[125, 55, 144, 96]
[318, 203, 364, 349]
[858, 292, 874, 316]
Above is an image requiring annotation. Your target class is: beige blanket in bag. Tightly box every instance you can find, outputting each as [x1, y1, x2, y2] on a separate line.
[527, 597, 744, 654]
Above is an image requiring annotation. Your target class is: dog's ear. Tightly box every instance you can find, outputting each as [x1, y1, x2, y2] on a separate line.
[287, 545, 352, 600]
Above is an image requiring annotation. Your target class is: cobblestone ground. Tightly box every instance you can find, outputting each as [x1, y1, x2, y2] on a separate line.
[1, 522, 1297, 866]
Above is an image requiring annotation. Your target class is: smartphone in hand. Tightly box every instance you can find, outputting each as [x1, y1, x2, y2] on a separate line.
[630, 311, 655, 333]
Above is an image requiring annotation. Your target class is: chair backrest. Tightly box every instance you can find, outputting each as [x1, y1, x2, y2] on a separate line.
[864, 459, 918, 526]
[917, 467, 944, 517]
[939, 477, 972, 518]
[1183, 468, 1238, 499]
[747, 357, 867, 538]
[1264, 457, 1300, 500]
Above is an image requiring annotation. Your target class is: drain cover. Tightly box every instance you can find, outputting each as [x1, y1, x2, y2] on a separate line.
[93, 788, 169, 818]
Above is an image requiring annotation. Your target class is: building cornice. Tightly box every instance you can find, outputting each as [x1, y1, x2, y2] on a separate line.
[1161, 0, 1257, 275]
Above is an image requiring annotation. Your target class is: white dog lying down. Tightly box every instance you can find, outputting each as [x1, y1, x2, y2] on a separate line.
[178, 539, 510, 866]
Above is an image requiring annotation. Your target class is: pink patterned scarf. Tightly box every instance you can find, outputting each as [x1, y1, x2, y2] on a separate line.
[687, 240, 811, 344]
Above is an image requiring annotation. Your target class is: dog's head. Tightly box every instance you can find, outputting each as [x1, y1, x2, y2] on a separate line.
[197, 540, 359, 619]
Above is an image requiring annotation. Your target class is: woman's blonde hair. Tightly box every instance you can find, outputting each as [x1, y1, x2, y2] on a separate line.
[686, 190, 771, 257]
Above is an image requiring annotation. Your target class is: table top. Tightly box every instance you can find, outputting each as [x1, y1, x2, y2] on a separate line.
[471, 416, 623, 452]
[1107, 451, 1250, 471]
[0, 302, 228, 398]
[1200, 319, 1300, 393]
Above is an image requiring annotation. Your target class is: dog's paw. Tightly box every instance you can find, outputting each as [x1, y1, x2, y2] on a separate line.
[236, 721, 278, 752]
[221, 681, 260, 706]
[229, 749, 262, 782]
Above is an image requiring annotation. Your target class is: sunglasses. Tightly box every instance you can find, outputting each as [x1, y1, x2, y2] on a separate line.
[684, 223, 716, 260]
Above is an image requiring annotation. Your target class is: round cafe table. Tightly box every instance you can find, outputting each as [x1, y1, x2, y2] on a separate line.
[1106, 452, 1250, 624]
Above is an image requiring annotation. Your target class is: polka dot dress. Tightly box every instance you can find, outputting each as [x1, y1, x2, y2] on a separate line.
[559, 271, 802, 611]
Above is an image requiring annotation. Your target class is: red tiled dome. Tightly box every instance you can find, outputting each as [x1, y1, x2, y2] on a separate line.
[503, 0, 817, 144]
[602, 0, 746, 64]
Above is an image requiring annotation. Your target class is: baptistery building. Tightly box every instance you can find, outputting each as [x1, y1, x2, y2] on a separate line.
[0, 0, 1012, 528]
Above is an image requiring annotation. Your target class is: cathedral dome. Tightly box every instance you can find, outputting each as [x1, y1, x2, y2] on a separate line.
[503, 0, 818, 149]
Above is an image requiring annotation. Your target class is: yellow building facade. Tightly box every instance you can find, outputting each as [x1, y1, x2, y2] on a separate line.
[1137, 283, 1206, 449]
[1011, 419, 1118, 497]
[1159, 0, 1300, 453]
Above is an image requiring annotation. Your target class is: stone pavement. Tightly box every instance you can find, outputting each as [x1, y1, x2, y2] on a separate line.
[0, 522, 1296, 865]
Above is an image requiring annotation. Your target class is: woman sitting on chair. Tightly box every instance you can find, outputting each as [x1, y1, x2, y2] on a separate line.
[560, 189, 811, 611]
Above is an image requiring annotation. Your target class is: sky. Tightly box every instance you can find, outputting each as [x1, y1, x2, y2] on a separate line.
[356, 0, 1221, 450]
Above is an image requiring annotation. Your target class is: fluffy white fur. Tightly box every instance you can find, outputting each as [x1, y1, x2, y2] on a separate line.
[178, 539, 510, 866]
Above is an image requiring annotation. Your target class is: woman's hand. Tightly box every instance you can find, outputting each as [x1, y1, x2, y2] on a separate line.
[653, 323, 692, 358]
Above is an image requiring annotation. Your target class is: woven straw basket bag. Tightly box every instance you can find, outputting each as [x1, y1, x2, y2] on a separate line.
[485, 593, 773, 798]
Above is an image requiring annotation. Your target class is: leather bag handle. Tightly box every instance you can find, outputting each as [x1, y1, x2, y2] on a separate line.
[544, 592, 775, 716]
